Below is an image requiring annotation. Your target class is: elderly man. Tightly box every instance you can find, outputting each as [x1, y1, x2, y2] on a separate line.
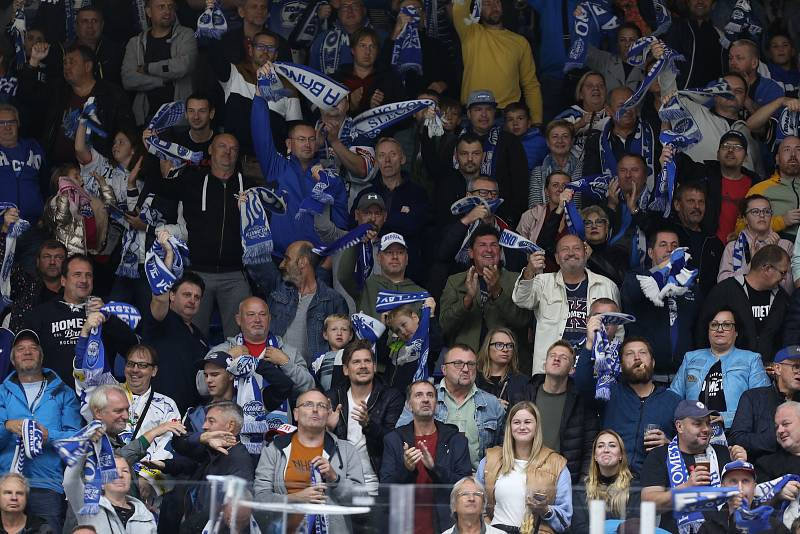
[440, 224, 533, 372]
[442, 477, 505, 534]
[514, 232, 620, 374]
[254, 389, 365, 533]
[381, 380, 471, 534]
[640, 400, 746, 534]
[248, 241, 348, 366]
[0, 104, 45, 230]
[731, 346, 800, 460]
[0, 330, 81, 532]
[747, 136, 800, 240]
[756, 401, 800, 481]
[395, 345, 504, 468]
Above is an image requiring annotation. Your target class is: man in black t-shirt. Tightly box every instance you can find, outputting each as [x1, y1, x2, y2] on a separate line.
[697, 244, 790, 361]
[640, 400, 746, 534]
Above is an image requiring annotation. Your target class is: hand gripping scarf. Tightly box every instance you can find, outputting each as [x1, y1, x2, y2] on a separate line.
[391, 6, 423, 76]
[319, 22, 349, 75]
[564, 0, 620, 73]
[116, 195, 164, 279]
[498, 229, 543, 254]
[289, 0, 327, 48]
[565, 174, 612, 203]
[256, 67, 293, 103]
[80, 302, 141, 387]
[667, 433, 724, 534]
[297, 168, 345, 219]
[344, 99, 439, 141]
[195, 1, 228, 39]
[734, 499, 774, 533]
[731, 231, 750, 273]
[57, 177, 98, 249]
[724, 0, 762, 43]
[592, 312, 635, 401]
[615, 37, 684, 120]
[10, 9, 25, 66]
[450, 196, 504, 263]
[146, 101, 204, 166]
[0, 203, 29, 313]
[351, 312, 386, 352]
[312, 224, 373, 288]
[564, 198, 586, 240]
[306, 465, 329, 534]
[636, 247, 698, 307]
[240, 187, 287, 266]
[79, 97, 108, 141]
[272, 62, 349, 111]
[778, 106, 800, 140]
[10, 419, 43, 474]
[649, 127, 702, 218]
[144, 235, 190, 295]
[53, 420, 118, 515]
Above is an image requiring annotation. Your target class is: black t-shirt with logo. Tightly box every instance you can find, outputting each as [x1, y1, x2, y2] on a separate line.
[745, 280, 771, 333]
[701, 359, 727, 413]
[562, 279, 588, 349]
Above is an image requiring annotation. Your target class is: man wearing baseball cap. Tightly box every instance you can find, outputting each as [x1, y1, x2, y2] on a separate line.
[661, 129, 757, 243]
[640, 400, 747, 534]
[730, 345, 800, 460]
[698, 460, 791, 533]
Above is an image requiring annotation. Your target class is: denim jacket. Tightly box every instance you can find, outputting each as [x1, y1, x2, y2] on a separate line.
[669, 347, 770, 428]
[395, 381, 505, 465]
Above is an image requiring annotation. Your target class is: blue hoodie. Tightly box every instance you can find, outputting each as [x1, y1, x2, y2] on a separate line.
[527, 0, 579, 79]
[0, 369, 81, 493]
[251, 96, 349, 256]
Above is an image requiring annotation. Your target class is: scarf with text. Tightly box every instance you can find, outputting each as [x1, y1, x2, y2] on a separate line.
[391, 6, 423, 76]
[0, 203, 29, 313]
[565, 0, 620, 72]
[649, 127, 702, 218]
[376, 290, 431, 380]
[195, 1, 227, 39]
[146, 101, 204, 166]
[615, 37, 684, 120]
[499, 229, 543, 254]
[724, 0, 762, 43]
[256, 67, 293, 103]
[319, 22, 349, 75]
[668, 436, 722, 534]
[289, 0, 327, 47]
[593, 312, 635, 401]
[344, 99, 438, 141]
[753, 474, 800, 516]
[778, 106, 800, 139]
[636, 247, 698, 307]
[53, 420, 117, 515]
[273, 62, 349, 111]
[116, 195, 163, 279]
[240, 187, 285, 266]
[10, 419, 43, 474]
[731, 231, 750, 273]
[81, 302, 141, 386]
[565, 173, 612, 203]
[297, 168, 345, 219]
[450, 195, 504, 263]
[144, 234, 190, 295]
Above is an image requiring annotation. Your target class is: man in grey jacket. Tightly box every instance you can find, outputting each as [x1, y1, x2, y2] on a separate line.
[254, 389, 365, 533]
[121, 0, 198, 125]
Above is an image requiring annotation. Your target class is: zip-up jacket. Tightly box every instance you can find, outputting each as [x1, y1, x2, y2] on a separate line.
[747, 172, 800, 239]
[573, 346, 681, 476]
[729, 383, 800, 460]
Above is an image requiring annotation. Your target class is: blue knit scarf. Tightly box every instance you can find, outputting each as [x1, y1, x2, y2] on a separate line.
[195, 1, 227, 39]
[273, 62, 349, 111]
[450, 196, 504, 263]
[731, 231, 749, 272]
[10, 418, 43, 474]
[565, 0, 620, 72]
[391, 6, 423, 76]
[649, 128, 701, 218]
[0, 203, 29, 313]
[724, 0, 762, 43]
[146, 101, 204, 166]
[145, 235, 190, 295]
[592, 312, 635, 401]
[375, 290, 431, 380]
[297, 168, 345, 219]
[116, 195, 163, 279]
[240, 188, 277, 266]
[615, 37, 684, 120]
[599, 117, 655, 187]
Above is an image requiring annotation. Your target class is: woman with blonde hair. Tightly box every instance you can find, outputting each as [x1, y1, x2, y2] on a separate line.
[477, 401, 572, 533]
[570, 429, 641, 532]
[476, 328, 529, 409]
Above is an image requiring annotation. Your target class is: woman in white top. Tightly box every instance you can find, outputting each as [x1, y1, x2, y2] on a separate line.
[477, 401, 572, 534]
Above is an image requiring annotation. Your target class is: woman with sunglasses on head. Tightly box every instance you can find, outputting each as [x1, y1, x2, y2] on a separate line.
[718, 195, 793, 292]
[670, 307, 770, 433]
[570, 429, 640, 532]
[477, 401, 572, 534]
[476, 328, 529, 409]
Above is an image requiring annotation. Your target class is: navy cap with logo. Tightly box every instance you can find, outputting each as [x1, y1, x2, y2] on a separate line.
[356, 193, 386, 211]
[719, 130, 748, 152]
[195, 350, 233, 371]
[673, 400, 719, 421]
[775, 345, 800, 363]
[720, 460, 755, 479]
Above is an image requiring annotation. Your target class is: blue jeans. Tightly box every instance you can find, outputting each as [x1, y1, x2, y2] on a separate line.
[28, 488, 65, 533]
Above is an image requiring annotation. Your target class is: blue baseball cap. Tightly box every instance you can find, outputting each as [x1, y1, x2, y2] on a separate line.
[721, 460, 755, 479]
[195, 350, 232, 371]
[775, 345, 800, 363]
[673, 400, 719, 421]
[466, 90, 497, 109]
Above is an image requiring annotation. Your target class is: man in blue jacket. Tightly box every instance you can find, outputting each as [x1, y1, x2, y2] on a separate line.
[574, 332, 681, 476]
[0, 329, 82, 532]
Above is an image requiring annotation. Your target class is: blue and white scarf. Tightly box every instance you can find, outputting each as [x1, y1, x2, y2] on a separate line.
[456, 125, 501, 178]
[116, 195, 163, 279]
[734, 500, 774, 534]
[351, 312, 386, 348]
[288, 0, 327, 47]
[10, 9, 25, 66]
[10, 419, 43, 474]
[240, 188, 280, 266]
[564, 0, 620, 72]
[565, 173, 612, 203]
[297, 168, 345, 219]
[649, 128, 702, 218]
[661, 80, 735, 115]
[667, 436, 722, 534]
[731, 231, 750, 273]
[499, 229, 543, 254]
[319, 23, 349, 75]
[599, 117, 655, 187]
[724, 0, 762, 43]
[53, 420, 118, 515]
[651, 0, 671, 35]
[312, 223, 373, 287]
[145, 235, 190, 295]
[375, 290, 431, 380]
[0, 75, 18, 98]
[273, 62, 349, 111]
[778, 106, 800, 139]
[307, 465, 329, 534]
[79, 97, 108, 141]
[345, 99, 438, 141]
[0, 203, 29, 313]
[615, 37, 684, 120]
[256, 67, 292, 103]
[375, 290, 430, 314]
[195, 1, 227, 39]
[636, 247, 698, 307]
[81, 302, 141, 386]
[146, 101, 204, 166]
[450, 196, 504, 264]
[564, 199, 585, 240]
[593, 312, 635, 401]
[391, 6, 423, 75]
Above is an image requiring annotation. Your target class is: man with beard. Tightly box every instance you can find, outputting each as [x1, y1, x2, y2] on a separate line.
[640, 400, 746, 534]
[575, 336, 681, 475]
[5, 239, 66, 332]
[513, 233, 620, 375]
[747, 136, 800, 240]
[162, 94, 215, 167]
[440, 225, 533, 373]
[431, 134, 484, 226]
[248, 241, 348, 367]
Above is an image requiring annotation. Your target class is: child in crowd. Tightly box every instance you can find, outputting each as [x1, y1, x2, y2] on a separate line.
[504, 102, 547, 172]
[385, 303, 443, 390]
[311, 313, 353, 391]
[439, 97, 463, 134]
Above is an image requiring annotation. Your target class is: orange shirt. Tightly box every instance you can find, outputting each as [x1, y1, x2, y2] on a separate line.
[284, 434, 324, 532]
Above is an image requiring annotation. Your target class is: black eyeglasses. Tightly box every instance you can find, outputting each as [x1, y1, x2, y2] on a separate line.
[444, 360, 477, 370]
[746, 208, 773, 217]
[468, 188, 498, 199]
[708, 321, 735, 332]
[489, 342, 515, 351]
[125, 361, 155, 369]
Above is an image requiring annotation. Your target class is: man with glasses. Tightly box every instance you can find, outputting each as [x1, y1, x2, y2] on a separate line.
[698, 244, 790, 361]
[747, 136, 800, 240]
[731, 345, 800, 461]
[395, 345, 504, 468]
[381, 380, 471, 534]
[350, 137, 431, 282]
[0, 104, 44, 229]
[440, 224, 533, 372]
[443, 478, 504, 534]
[254, 389, 365, 533]
[663, 130, 757, 244]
